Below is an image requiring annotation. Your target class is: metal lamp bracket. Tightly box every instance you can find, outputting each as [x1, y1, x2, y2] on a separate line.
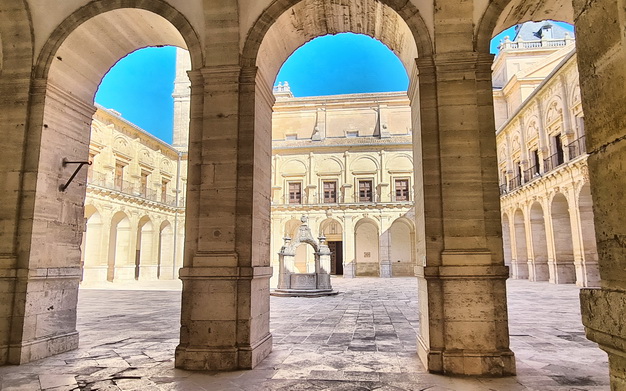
[59, 158, 92, 192]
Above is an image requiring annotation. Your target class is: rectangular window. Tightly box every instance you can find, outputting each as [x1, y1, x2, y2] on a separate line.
[323, 181, 337, 203]
[531, 149, 540, 176]
[140, 171, 149, 197]
[358, 180, 373, 202]
[161, 180, 169, 203]
[114, 162, 124, 191]
[395, 179, 409, 201]
[554, 134, 564, 165]
[288, 182, 302, 204]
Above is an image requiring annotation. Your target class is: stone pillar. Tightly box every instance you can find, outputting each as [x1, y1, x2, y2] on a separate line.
[7, 80, 92, 364]
[379, 216, 392, 278]
[415, 52, 515, 376]
[576, 1, 626, 388]
[342, 215, 355, 278]
[175, 65, 272, 371]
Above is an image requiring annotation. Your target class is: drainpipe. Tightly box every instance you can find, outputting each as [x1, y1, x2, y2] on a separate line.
[172, 150, 182, 279]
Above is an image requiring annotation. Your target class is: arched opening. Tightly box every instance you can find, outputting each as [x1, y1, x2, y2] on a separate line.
[158, 221, 175, 280]
[109, 211, 132, 281]
[550, 193, 576, 284]
[354, 218, 380, 277]
[320, 218, 344, 275]
[82, 206, 106, 282]
[578, 184, 600, 287]
[529, 202, 549, 281]
[502, 213, 512, 276]
[513, 209, 529, 279]
[137, 217, 155, 280]
[388, 218, 415, 277]
[6, 0, 202, 365]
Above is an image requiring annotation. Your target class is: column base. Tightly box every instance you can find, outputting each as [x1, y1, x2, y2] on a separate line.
[8, 331, 79, 364]
[581, 287, 626, 388]
[175, 333, 272, 370]
[418, 336, 516, 376]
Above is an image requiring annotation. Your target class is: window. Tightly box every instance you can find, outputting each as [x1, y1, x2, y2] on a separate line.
[140, 171, 149, 197]
[288, 182, 302, 204]
[395, 179, 409, 201]
[530, 149, 540, 176]
[114, 162, 125, 191]
[358, 180, 373, 202]
[554, 134, 564, 165]
[323, 181, 337, 203]
[161, 180, 169, 203]
[346, 131, 358, 138]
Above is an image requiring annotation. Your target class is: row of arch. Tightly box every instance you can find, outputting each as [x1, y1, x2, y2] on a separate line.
[502, 183, 598, 287]
[279, 215, 416, 278]
[82, 205, 179, 282]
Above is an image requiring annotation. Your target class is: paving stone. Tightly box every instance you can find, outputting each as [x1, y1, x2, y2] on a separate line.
[0, 278, 611, 390]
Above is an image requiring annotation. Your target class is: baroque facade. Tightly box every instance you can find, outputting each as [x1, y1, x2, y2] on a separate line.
[1, 0, 625, 386]
[82, 107, 186, 282]
[270, 87, 417, 284]
[492, 23, 598, 288]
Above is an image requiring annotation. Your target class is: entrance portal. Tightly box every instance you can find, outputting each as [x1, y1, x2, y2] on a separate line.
[328, 241, 344, 275]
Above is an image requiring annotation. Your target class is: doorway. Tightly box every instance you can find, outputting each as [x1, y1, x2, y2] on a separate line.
[328, 241, 343, 275]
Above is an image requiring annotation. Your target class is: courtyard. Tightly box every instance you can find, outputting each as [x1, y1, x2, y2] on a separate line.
[0, 278, 609, 390]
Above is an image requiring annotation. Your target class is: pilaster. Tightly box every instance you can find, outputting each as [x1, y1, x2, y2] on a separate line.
[175, 64, 272, 370]
[415, 51, 515, 376]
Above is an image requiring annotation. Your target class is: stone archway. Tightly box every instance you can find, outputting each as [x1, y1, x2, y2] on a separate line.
[513, 208, 529, 280]
[577, 184, 599, 287]
[550, 193, 576, 284]
[234, 0, 515, 376]
[7, 0, 203, 366]
[529, 202, 550, 281]
[82, 205, 106, 282]
[354, 218, 381, 277]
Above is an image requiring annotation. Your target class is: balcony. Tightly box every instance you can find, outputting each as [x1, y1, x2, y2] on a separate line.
[568, 135, 587, 160]
[88, 172, 183, 208]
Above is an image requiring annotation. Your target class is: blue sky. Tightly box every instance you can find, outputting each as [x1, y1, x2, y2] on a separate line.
[95, 23, 574, 142]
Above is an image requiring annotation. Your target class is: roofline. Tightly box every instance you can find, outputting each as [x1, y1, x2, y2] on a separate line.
[495, 49, 577, 136]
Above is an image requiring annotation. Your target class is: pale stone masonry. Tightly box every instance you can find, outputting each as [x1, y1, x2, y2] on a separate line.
[0, 1, 624, 388]
[492, 23, 599, 288]
[83, 107, 186, 282]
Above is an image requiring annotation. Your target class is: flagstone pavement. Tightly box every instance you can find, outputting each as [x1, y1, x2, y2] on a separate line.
[0, 278, 610, 390]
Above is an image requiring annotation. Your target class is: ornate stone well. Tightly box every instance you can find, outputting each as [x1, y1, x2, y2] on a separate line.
[272, 216, 338, 297]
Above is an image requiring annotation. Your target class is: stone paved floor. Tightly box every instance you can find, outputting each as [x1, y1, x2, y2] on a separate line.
[0, 278, 610, 390]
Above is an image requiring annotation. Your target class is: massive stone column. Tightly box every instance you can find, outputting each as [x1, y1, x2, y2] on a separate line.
[7, 79, 93, 364]
[175, 65, 272, 370]
[576, 0, 626, 388]
[415, 51, 515, 376]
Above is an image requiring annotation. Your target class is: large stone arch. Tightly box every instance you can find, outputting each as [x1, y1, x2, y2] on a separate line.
[550, 192, 576, 284]
[388, 217, 415, 276]
[6, 0, 204, 366]
[513, 208, 529, 280]
[354, 217, 380, 277]
[529, 201, 549, 282]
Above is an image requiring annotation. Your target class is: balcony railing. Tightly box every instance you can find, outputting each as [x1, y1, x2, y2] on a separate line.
[88, 174, 183, 207]
[508, 175, 522, 191]
[543, 152, 565, 172]
[568, 135, 587, 160]
[498, 35, 575, 51]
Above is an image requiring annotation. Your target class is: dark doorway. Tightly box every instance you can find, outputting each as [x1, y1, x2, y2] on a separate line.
[328, 241, 343, 275]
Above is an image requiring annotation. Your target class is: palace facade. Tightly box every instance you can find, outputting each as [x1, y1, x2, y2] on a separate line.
[492, 22, 598, 287]
[270, 87, 417, 284]
[4, 1, 625, 384]
[82, 106, 186, 282]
